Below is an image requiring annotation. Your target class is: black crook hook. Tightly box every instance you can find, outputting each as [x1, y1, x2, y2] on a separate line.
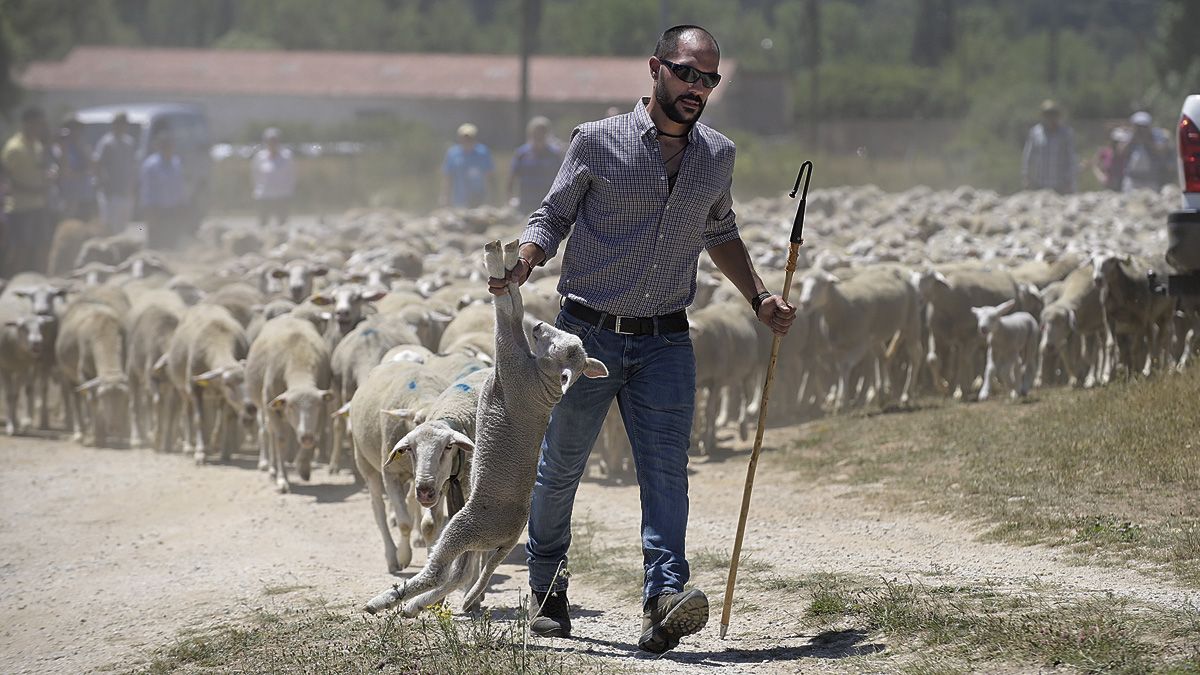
[788, 161, 813, 244]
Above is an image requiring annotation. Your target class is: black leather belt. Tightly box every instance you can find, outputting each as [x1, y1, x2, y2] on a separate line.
[564, 299, 688, 335]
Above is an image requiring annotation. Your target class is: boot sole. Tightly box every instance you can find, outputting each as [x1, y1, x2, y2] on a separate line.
[637, 590, 709, 654]
[529, 619, 571, 638]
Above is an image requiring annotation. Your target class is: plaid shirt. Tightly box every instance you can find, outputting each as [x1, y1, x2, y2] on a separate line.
[1022, 123, 1077, 194]
[521, 98, 741, 317]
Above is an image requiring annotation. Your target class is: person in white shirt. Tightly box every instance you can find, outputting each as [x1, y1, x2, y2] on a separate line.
[251, 127, 297, 227]
[92, 112, 139, 234]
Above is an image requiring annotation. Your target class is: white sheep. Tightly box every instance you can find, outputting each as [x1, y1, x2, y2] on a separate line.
[364, 239, 607, 616]
[970, 300, 1039, 401]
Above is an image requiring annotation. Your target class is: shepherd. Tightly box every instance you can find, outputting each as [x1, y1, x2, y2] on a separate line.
[489, 24, 796, 653]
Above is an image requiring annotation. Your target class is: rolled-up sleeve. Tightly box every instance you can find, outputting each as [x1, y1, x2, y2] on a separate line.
[702, 147, 740, 249]
[521, 128, 592, 262]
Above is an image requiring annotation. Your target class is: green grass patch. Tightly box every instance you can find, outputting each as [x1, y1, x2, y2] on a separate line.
[129, 600, 604, 675]
[780, 368, 1200, 584]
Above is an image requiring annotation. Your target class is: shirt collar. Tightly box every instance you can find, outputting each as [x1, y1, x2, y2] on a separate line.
[635, 97, 699, 142]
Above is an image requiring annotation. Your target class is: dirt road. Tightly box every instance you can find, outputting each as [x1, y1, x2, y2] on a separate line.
[1, 430, 1195, 674]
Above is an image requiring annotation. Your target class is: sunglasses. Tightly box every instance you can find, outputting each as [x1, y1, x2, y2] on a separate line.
[658, 58, 722, 89]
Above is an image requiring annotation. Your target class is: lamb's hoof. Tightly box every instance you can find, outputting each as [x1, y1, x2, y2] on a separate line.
[193, 451, 206, 465]
[364, 585, 404, 615]
[275, 479, 290, 494]
[258, 459, 270, 471]
[298, 465, 311, 481]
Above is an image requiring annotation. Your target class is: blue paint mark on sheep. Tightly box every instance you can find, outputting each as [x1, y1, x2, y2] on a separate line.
[361, 327, 378, 337]
[454, 383, 472, 393]
[407, 381, 417, 390]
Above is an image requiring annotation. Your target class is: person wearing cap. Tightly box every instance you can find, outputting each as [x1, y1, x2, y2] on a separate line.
[441, 123, 494, 208]
[507, 116, 564, 214]
[250, 127, 297, 227]
[1118, 111, 1170, 192]
[1022, 99, 1077, 194]
[93, 112, 139, 234]
[1, 107, 54, 275]
[487, 25, 795, 654]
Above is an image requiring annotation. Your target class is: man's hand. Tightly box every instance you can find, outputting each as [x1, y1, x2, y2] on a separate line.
[756, 294, 796, 336]
[487, 257, 532, 296]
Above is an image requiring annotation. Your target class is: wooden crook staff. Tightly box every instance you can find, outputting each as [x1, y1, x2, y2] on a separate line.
[719, 160, 812, 639]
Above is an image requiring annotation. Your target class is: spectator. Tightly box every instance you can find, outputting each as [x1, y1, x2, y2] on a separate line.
[53, 117, 96, 221]
[508, 116, 564, 214]
[1119, 111, 1171, 192]
[92, 112, 139, 234]
[251, 127, 296, 228]
[1022, 99, 1077, 194]
[1093, 127, 1130, 192]
[441, 123, 493, 208]
[139, 131, 189, 250]
[1, 107, 55, 275]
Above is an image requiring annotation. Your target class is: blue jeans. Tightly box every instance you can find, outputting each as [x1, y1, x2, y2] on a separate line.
[526, 308, 696, 606]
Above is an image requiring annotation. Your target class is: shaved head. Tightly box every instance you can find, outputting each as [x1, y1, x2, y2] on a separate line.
[654, 24, 720, 61]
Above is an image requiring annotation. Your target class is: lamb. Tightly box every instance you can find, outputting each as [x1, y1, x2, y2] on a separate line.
[364, 239, 607, 616]
[5, 275, 69, 429]
[1038, 263, 1105, 387]
[386, 367, 492, 548]
[350, 357, 459, 573]
[245, 315, 332, 492]
[687, 302, 764, 454]
[970, 300, 1039, 401]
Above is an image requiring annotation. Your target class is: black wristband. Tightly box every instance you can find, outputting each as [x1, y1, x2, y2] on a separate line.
[750, 290, 772, 314]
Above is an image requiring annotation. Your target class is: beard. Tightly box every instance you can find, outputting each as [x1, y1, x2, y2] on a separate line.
[655, 76, 705, 125]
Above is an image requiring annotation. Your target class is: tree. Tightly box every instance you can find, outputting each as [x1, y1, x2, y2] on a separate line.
[911, 0, 955, 67]
[1154, 0, 1200, 85]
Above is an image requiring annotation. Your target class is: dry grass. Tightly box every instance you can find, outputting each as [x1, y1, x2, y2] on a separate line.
[780, 367, 1200, 584]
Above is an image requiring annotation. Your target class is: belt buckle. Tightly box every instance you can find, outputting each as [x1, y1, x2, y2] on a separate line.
[613, 316, 635, 335]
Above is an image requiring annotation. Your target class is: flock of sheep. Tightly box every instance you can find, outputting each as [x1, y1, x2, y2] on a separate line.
[0, 182, 1193, 579]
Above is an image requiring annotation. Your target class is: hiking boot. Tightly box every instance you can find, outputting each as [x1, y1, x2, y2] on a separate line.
[530, 589, 572, 638]
[638, 588, 709, 653]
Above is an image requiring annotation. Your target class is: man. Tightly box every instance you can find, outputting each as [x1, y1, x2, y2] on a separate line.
[1, 107, 54, 275]
[139, 130, 188, 250]
[441, 123, 494, 208]
[488, 25, 795, 653]
[1119, 111, 1170, 192]
[508, 116, 563, 214]
[92, 112, 139, 234]
[1021, 99, 1077, 194]
[53, 117, 95, 221]
[251, 127, 297, 227]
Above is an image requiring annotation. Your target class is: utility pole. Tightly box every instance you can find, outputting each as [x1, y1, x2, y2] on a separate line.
[518, 0, 541, 145]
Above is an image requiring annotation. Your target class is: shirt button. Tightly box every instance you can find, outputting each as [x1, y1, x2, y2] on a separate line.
[660, 176, 666, 180]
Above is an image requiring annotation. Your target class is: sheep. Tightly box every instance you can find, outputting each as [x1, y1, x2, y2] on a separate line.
[162, 303, 250, 460]
[350, 358, 453, 573]
[202, 282, 265, 329]
[687, 302, 764, 454]
[1092, 253, 1175, 380]
[55, 297, 128, 447]
[5, 275, 69, 429]
[327, 314, 422, 473]
[1038, 263, 1105, 388]
[267, 259, 329, 304]
[365, 239, 607, 617]
[47, 218, 105, 276]
[387, 367, 492, 548]
[124, 289, 186, 448]
[308, 283, 387, 345]
[0, 299, 54, 435]
[970, 300, 1039, 401]
[799, 267, 924, 411]
[245, 315, 333, 492]
[73, 230, 144, 269]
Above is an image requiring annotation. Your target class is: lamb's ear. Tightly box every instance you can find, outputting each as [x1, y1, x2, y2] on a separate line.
[385, 432, 413, 467]
[269, 394, 288, 411]
[309, 293, 333, 306]
[448, 429, 476, 455]
[381, 408, 416, 421]
[152, 354, 169, 375]
[1068, 309, 1078, 332]
[269, 267, 287, 279]
[332, 402, 351, 419]
[582, 358, 609, 379]
[75, 377, 101, 393]
[996, 299, 1017, 315]
[192, 369, 222, 387]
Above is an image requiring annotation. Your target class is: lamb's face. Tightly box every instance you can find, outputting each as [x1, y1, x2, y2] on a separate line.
[270, 386, 333, 448]
[390, 421, 474, 508]
[530, 322, 608, 395]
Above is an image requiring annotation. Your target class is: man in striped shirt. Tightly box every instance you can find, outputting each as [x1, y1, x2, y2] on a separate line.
[488, 24, 795, 653]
